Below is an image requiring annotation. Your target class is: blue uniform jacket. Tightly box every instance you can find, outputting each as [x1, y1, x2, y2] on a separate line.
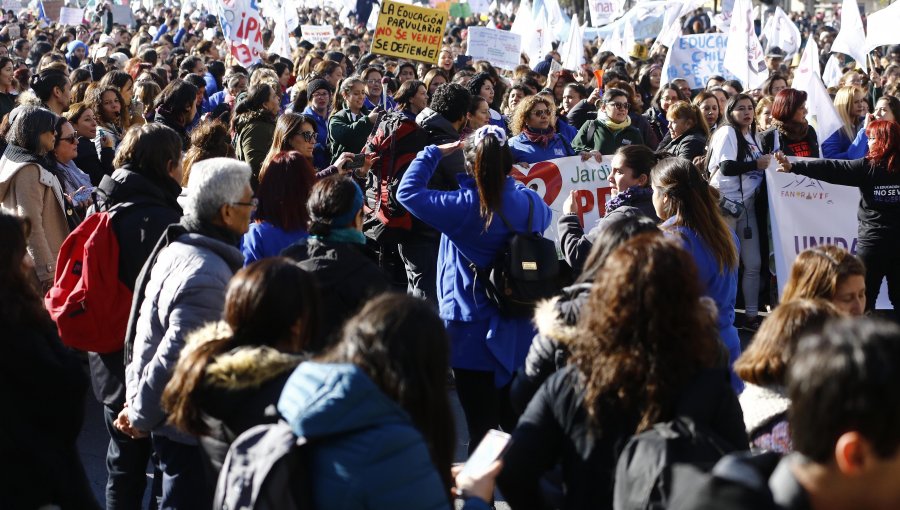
[508, 132, 576, 164]
[822, 126, 867, 160]
[397, 145, 552, 322]
[301, 106, 331, 170]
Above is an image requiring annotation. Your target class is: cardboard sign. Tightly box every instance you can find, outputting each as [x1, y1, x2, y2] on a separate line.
[465, 26, 520, 70]
[299, 24, 335, 44]
[58, 6, 83, 25]
[510, 155, 614, 246]
[372, 0, 447, 64]
[661, 33, 738, 89]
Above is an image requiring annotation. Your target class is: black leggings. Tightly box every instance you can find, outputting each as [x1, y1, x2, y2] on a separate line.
[453, 369, 517, 455]
[857, 243, 900, 321]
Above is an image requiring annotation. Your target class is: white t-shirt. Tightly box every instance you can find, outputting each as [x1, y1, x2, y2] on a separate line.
[707, 126, 764, 201]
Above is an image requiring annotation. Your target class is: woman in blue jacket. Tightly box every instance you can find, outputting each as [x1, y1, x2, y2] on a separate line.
[821, 85, 869, 159]
[508, 94, 581, 164]
[277, 294, 498, 510]
[651, 156, 743, 392]
[397, 125, 552, 452]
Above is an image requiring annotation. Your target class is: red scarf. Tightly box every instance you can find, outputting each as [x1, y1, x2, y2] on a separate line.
[523, 126, 556, 147]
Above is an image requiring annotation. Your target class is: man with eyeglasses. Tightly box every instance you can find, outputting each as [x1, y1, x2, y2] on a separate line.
[302, 78, 333, 169]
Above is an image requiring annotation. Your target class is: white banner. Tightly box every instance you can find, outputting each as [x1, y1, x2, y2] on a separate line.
[215, 0, 266, 67]
[300, 24, 335, 44]
[466, 27, 522, 71]
[510, 155, 613, 246]
[661, 34, 738, 89]
[587, 0, 621, 27]
[767, 164, 891, 309]
[58, 6, 83, 25]
[110, 4, 134, 25]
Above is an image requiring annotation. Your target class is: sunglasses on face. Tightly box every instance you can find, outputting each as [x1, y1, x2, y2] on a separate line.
[530, 109, 550, 117]
[296, 130, 316, 142]
[58, 134, 79, 145]
[607, 101, 630, 110]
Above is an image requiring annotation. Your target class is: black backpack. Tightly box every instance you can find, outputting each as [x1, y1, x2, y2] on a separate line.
[465, 194, 560, 317]
[213, 421, 312, 510]
[613, 417, 734, 510]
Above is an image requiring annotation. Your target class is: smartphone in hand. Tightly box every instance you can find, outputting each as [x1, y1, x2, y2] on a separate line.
[345, 153, 367, 170]
[459, 429, 511, 479]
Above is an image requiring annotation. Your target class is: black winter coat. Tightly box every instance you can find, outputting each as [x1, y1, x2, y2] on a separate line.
[510, 283, 591, 414]
[88, 167, 183, 407]
[74, 136, 115, 186]
[497, 367, 748, 510]
[659, 127, 708, 161]
[759, 126, 820, 158]
[1, 324, 99, 509]
[283, 238, 390, 350]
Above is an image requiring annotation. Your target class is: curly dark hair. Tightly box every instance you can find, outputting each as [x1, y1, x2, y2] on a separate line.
[429, 82, 471, 123]
[572, 234, 720, 432]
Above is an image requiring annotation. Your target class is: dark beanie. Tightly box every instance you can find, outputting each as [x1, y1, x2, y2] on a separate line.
[533, 55, 553, 77]
[466, 72, 493, 98]
[307, 78, 332, 98]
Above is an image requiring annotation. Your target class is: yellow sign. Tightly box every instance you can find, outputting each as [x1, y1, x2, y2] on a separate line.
[372, 0, 448, 64]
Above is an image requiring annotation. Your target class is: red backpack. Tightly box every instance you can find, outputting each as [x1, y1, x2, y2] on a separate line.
[363, 110, 429, 231]
[44, 205, 133, 353]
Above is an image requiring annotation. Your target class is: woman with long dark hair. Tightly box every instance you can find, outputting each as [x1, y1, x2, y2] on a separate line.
[276, 293, 500, 508]
[0, 106, 66, 291]
[775, 119, 900, 319]
[497, 234, 747, 508]
[162, 258, 320, 481]
[395, 79, 428, 121]
[153, 79, 200, 151]
[30, 68, 70, 115]
[759, 88, 820, 157]
[0, 56, 16, 123]
[0, 211, 99, 509]
[241, 151, 315, 264]
[652, 156, 742, 390]
[232, 82, 280, 188]
[397, 125, 552, 455]
[88, 86, 126, 151]
[706, 93, 770, 331]
[643, 83, 684, 143]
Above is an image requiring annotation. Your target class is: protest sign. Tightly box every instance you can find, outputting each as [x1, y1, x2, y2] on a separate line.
[110, 5, 134, 26]
[300, 25, 335, 44]
[510, 155, 613, 246]
[465, 27, 521, 70]
[1, 0, 22, 13]
[766, 164, 891, 309]
[661, 33, 737, 89]
[215, 0, 265, 66]
[372, 0, 447, 64]
[59, 6, 83, 25]
[41, 0, 63, 23]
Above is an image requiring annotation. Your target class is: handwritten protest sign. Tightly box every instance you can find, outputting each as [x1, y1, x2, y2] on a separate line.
[59, 6, 83, 25]
[215, 0, 265, 66]
[465, 27, 521, 71]
[661, 33, 738, 89]
[372, 0, 447, 64]
[510, 155, 613, 246]
[300, 25, 335, 44]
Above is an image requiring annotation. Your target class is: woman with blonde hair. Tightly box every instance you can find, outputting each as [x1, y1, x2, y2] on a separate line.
[822, 85, 869, 159]
[734, 299, 840, 453]
[507, 94, 579, 164]
[780, 245, 867, 316]
[658, 100, 709, 160]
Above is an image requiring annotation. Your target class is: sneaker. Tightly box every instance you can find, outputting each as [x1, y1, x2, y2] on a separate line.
[741, 315, 763, 332]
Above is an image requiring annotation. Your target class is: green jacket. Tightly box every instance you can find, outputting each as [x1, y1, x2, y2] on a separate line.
[328, 108, 372, 164]
[572, 119, 644, 155]
[233, 110, 276, 189]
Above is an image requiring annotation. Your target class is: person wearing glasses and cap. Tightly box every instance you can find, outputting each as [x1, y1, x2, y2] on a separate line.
[572, 88, 644, 155]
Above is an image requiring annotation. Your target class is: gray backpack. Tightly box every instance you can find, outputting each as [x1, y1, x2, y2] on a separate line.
[214, 421, 312, 510]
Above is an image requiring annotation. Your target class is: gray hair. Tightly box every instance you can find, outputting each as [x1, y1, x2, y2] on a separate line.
[6, 106, 58, 153]
[184, 158, 251, 221]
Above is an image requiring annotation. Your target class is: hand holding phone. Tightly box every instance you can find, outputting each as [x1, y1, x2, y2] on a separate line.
[459, 429, 511, 480]
[345, 153, 367, 170]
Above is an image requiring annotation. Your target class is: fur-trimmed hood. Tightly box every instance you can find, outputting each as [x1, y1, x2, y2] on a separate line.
[184, 321, 304, 392]
[532, 283, 592, 345]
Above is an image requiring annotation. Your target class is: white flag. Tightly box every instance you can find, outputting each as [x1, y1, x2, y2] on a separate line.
[560, 12, 584, 70]
[793, 38, 843, 143]
[723, 0, 768, 90]
[761, 6, 801, 57]
[512, 0, 551, 65]
[865, 0, 900, 53]
[823, 55, 843, 88]
[831, 0, 868, 72]
[267, 0, 299, 58]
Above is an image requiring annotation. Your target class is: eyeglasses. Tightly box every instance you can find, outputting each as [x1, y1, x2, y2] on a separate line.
[296, 130, 316, 142]
[311, 90, 330, 99]
[231, 197, 258, 209]
[58, 134, 79, 144]
[365, 79, 381, 84]
[530, 109, 550, 117]
[607, 101, 630, 110]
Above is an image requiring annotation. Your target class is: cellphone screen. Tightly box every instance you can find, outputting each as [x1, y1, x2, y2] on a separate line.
[459, 429, 510, 479]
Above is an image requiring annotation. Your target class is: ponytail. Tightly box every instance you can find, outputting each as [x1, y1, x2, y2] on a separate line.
[467, 125, 513, 227]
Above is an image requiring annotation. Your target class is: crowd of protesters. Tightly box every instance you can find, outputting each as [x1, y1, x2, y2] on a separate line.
[2, 1, 900, 509]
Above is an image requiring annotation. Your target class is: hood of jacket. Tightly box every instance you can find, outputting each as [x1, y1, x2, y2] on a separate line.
[98, 167, 183, 211]
[183, 321, 304, 422]
[416, 107, 459, 140]
[297, 238, 373, 283]
[277, 362, 411, 440]
[533, 283, 592, 345]
[233, 109, 276, 133]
